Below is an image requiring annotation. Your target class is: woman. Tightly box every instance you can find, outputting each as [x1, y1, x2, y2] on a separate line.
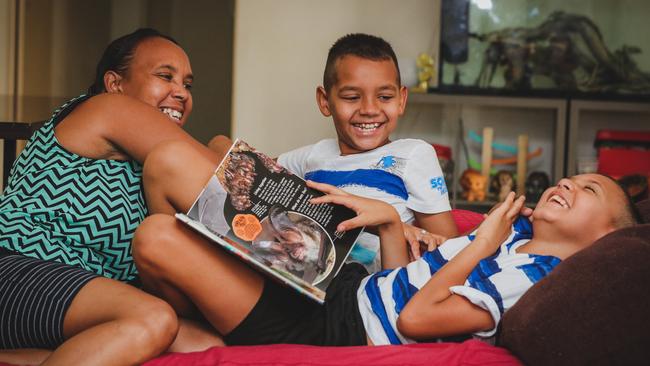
[0, 28, 222, 365]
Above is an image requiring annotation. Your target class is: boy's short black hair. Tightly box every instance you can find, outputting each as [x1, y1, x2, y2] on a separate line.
[323, 33, 401, 92]
[617, 185, 644, 227]
[601, 174, 644, 227]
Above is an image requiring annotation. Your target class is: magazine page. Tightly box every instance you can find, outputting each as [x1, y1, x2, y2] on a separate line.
[179, 139, 363, 303]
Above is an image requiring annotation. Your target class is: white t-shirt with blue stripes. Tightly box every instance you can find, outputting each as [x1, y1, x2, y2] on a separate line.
[278, 139, 451, 271]
[357, 216, 561, 345]
[277, 138, 451, 221]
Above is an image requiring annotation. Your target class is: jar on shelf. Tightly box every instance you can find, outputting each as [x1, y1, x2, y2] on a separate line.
[432, 143, 454, 193]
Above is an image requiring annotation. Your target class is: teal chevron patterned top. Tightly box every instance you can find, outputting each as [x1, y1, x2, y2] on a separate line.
[0, 95, 147, 281]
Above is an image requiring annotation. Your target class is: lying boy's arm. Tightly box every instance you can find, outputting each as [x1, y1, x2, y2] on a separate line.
[397, 193, 525, 340]
[307, 181, 410, 269]
[377, 218, 410, 269]
[397, 236, 499, 338]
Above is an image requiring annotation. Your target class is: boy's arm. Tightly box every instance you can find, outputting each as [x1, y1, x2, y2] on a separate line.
[401, 142, 457, 255]
[415, 211, 458, 238]
[397, 192, 525, 340]
[307, 181, 409, 269]
[404, 211, 459, 259]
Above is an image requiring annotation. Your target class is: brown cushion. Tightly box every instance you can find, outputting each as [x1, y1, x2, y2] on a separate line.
[497, 223, 650, 366]
[637, 199, 650, 223]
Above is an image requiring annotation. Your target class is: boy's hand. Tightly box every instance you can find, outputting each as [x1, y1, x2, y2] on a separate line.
[307, 180, 401, 232]
[474, 192, 525, 251]
[403, 223, 446, 260]
[485, 199, 533, 218]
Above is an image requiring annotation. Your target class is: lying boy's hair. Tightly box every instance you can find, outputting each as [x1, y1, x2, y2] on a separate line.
[617, 189, 644, 228]
[323, 33, 400, 92]
[603, 174, 644, 228]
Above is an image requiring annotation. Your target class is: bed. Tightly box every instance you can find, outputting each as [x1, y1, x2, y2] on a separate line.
[2, 121, 649, 365]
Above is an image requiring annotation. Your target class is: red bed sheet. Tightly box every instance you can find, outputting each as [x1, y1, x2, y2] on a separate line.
[143, 339, 521, 366]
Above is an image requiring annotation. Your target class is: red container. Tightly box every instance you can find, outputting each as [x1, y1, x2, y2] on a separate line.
[432, 143, 454, 190]
[595, 130, 650, 178]
[432, 143, 452, 160]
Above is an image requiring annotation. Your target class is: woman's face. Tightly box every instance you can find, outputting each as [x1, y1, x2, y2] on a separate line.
[112, 37, 194, 127]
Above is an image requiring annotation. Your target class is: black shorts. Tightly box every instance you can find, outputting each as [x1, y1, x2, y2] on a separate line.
[224, 263, 369, 346]
[0, 254, 98, 349]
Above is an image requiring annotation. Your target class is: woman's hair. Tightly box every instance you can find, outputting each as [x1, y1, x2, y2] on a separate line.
[87, 28, 179, 95]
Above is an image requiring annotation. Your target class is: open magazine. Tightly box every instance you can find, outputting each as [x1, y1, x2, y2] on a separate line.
[176, 139, 363, 303]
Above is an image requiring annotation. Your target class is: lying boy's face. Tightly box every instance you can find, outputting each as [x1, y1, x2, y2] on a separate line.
[533, 173, 626, 244]
[317, 55, 407, 155]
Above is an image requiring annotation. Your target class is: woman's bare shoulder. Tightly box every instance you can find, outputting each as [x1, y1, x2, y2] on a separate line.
[53, 95, 139, 160]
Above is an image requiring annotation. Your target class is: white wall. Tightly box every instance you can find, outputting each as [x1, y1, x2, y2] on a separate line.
[232, 0, 440, 156]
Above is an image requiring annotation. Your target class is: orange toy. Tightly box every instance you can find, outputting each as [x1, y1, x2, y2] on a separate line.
[460, 169, 488, 202]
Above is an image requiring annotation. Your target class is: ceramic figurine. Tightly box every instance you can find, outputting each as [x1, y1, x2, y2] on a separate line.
[525, 171, 550, 203]
[460, 169, 487, 202]
[491, 170, 514, 201]
[410, 53, 435, 93]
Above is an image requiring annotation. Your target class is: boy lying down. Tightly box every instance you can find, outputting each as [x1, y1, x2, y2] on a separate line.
[138, 173, 641, 346]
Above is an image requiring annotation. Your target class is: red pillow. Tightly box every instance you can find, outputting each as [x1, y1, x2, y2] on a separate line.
[451, 209, 484, 234]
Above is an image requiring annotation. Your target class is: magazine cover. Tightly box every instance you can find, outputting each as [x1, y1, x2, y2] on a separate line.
[176, 139, 363, 303]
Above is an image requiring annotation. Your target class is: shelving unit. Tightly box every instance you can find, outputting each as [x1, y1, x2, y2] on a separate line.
[567, 100, 650, 176]
[404, 91, 650, 212]
[405, 92, 567, 212]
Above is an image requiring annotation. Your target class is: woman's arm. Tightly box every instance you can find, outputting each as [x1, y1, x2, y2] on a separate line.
[55, 93, 220, 165]
[397, 192, 525, 340]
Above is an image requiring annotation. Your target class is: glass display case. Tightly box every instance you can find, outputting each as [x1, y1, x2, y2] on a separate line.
[438, 0, 650, 98]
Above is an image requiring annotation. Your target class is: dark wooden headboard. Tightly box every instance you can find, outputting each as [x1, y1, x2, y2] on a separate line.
[1, 121, 45, 189]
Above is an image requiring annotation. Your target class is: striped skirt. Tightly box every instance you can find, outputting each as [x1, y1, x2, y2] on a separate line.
[0, 253, 97, 349]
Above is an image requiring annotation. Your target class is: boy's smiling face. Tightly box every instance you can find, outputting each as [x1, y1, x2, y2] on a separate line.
[533, 174, 625, 245]
[317, 55, 407, 155]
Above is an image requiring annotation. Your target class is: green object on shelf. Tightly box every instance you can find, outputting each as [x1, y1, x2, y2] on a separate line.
[467, 158, 498, 175]
[466, 159, 522, 183]
[468, 130, 518, 154]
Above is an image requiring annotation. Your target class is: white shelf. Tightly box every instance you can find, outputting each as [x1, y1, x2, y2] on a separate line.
[567, 100, 650, 176]
[406, 92, 567, 209]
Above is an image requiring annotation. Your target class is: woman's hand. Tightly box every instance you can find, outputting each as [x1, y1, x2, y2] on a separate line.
[403, 223, 446, 260]
[307, 180, 401, 232]
[474, 192, 525, 251]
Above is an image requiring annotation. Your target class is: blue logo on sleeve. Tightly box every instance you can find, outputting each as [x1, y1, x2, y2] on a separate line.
[372, 155, 405, 175]
[379, 156, 396, 168]
[430, 176, 448, 194]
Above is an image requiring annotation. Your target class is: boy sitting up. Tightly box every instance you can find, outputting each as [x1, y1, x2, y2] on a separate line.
[278, 33, 457, 270]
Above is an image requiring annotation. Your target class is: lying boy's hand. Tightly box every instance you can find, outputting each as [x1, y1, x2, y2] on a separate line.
[474, 192, 525, 251]
[307, 180, 401, 232]
[485, 197, 533, 218]
[403, 223, 446, 260]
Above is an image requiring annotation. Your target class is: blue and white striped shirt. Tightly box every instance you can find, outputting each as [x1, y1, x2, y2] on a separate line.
[278, 138, 451, 271]
[357, 217, 561, 345]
